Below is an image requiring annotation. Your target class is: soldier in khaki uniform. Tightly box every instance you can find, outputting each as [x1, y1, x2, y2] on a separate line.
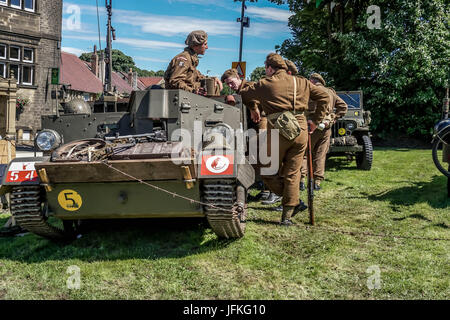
[222, 54, 330, 225]
[285, 60, 298, 76]
[221, 69, 274, 202]
[164, 30, 222, 95]
[300, 73, 348, 190]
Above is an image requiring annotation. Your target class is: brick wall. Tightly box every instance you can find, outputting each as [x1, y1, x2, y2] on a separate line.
[0, 0, 63, 133]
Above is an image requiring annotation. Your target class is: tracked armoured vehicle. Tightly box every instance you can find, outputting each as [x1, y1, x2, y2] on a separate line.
[0, 89, 255, 240]
[329, 91, 373, 170]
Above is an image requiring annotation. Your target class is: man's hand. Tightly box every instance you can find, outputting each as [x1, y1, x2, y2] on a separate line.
[196, 87, 207, 96]
[214, 77, 223, 92]
[251, 109, 261, 123]
[308, 120, 317, 134]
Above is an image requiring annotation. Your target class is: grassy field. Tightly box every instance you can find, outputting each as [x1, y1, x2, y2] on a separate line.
[0, 148, 449, 300]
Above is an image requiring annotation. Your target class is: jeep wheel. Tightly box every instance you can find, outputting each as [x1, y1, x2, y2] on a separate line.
[432, 129, 450, 178]
[356, 135, 373, 171]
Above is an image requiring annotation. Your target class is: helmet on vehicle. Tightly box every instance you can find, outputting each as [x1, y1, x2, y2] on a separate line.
[63, 98, 91, 115]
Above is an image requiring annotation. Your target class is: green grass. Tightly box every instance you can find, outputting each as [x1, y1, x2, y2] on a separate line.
[0, 148, 449, 300]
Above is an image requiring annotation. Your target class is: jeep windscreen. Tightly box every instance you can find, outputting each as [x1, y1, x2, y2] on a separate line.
[338, 93, 361, 109]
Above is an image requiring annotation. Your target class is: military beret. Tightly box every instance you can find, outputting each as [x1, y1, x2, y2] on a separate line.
[221, 68, 239, 82]
[285, 59, 298, 75]
[265, 53, 288, 71]
[185, 30, 208, 48]
[310, 73, 326, 86]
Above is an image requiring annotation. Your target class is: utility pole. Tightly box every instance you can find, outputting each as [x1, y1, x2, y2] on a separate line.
[105, 0, 116, 93]
[237, 0, 250, 62]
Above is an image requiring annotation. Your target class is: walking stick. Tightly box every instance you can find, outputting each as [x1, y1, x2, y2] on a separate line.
[307, 122, 315, 226]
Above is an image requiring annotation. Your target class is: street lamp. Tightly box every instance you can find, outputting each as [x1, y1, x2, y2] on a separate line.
[237, 0, 251, 62]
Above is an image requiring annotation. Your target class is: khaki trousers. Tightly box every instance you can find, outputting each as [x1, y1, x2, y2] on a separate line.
[261, 117, 308, 207]
[300, 128, 332, 182]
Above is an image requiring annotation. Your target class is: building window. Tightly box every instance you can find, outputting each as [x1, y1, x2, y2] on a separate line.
[23, 48, 33, 63]
[24, 0, 34, 12]
[22, 65, 33, 85]
[10, 46, 20, 61]
[0, 0, 6, 7]
[0, 44, 5, 59]
[0, 43, 36, 85]
[10, 0, 22, 9]
[10, 64, 20, 84]
[0, 63, 5, 78]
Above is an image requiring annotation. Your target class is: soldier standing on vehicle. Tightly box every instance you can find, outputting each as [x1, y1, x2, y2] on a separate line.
[300, 73, 348, 190]
[223, 54, 330, 226]
[164, 30, 222, 95]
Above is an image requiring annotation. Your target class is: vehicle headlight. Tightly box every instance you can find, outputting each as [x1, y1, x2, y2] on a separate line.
[35, 130, 62, 151]
[346, 122, 356, 131]
[204, 124, 234, 147]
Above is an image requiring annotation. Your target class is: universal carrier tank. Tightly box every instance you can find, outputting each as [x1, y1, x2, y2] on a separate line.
[0, 89, 255, 239]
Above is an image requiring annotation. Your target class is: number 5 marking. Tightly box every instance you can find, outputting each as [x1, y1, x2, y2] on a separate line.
[58, 190, 83, 212]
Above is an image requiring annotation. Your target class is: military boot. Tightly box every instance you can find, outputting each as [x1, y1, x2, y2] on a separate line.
[300, 180, 306, 191]
[280, 206, 295, 226]
[272, 200, 307, 215]
[314, 180, 321, 191]
[261, 193, 282, 205]
[259, 190, 271, 201]
[291, 200, 308, 218]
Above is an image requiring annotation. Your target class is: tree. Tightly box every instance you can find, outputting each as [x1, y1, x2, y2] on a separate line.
[221, 83, 234, 96]
[250, 67, 266, 82]
[79, 50, 166, 78]
[270, 0, 450, 139]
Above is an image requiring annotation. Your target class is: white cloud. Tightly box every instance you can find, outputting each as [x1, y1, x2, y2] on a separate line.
[167, 0, 228, 7]
[134, 56, 170, 63]
[246, 7, 293, 22]
[61, 47, 86, 56]
[63, 35, 185, 51]
[114, 11, 288, 38]
[63, 2, 288, 38]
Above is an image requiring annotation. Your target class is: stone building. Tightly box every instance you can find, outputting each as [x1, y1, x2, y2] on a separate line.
[0, 0, 63, 136]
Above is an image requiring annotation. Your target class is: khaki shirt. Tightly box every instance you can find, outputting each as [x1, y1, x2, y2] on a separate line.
[239, 69, 330, 125]
[164, 48, 206, 93]
[307, 84, 348, 123]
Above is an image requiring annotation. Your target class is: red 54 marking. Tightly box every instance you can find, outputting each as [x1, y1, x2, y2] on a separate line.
[6, 162, 38, 183]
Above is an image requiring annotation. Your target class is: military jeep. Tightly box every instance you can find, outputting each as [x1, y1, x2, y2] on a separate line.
[328, 91, 373, 170]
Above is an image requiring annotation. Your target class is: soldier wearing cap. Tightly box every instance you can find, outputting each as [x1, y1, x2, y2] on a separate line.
[222, 68, 279, 204]
[223, 53, 330, 226]
[300, 73, 348, 190]
[285, 60, 298, 76]
[164, 30, 222, 95]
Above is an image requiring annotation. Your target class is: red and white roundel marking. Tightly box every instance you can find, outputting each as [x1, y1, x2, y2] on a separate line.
[206, 156, 230, 174]
[201, 154, 234, 176]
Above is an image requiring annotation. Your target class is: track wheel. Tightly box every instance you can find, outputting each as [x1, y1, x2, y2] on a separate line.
[201, 180, 247, 239]
[10, 185, 74, 240]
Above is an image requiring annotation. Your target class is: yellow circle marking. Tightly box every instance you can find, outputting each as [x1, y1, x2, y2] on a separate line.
[338, 128, 347, 136]
[355, 111, 359, 116]
[58, 190, 83, 212]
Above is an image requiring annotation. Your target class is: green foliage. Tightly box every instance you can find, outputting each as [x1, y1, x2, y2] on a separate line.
[250, 66, 266, 82]
[271, 0, 450, 139]
[79, 50, 165, 78]
[221, 83, 234, 95]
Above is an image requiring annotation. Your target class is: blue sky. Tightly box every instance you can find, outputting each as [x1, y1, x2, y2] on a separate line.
[61, 0, 293, 79]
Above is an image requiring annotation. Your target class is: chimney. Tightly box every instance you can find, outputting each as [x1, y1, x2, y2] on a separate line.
[132, 72, 138, 90]
[128, 68, 133, 87]
[91, 45, 99, 78]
